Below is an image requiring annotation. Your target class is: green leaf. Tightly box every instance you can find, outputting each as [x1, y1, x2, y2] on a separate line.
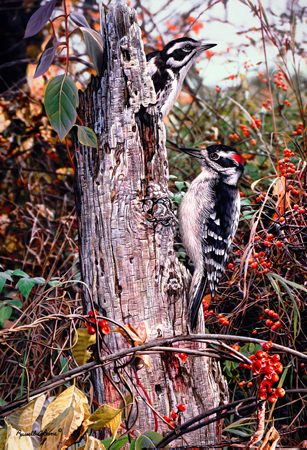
[12, 269, 29, 278]
[80, 28, 104, 76]
[0, 277, 6, 294]
[101, 437, 113, 447]
[0, 305, 12, 327]
[44, 74, 78, 141]
[16, 279, 36, 300]
[135, 432, 165, 449]
[76, 125, 98, 148]
[129, 439, 136, 450]
[31, 277, 46, 285]
[135, 435, 155, 449]
[3, 300, 23, 308]
[109, 435, 128, 449]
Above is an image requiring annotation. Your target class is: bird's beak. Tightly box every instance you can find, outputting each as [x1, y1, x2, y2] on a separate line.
[200, 42, 217, 51]
[177, 147, 204, 161]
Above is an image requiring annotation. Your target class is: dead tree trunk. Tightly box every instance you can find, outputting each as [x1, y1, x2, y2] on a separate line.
[74, 2, 228, 445]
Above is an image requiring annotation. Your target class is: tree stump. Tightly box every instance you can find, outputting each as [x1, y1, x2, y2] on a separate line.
[74, 2, 228, 445]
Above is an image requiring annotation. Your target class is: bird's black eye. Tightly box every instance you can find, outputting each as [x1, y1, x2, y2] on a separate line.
[210, 153, 220, 160]
[184, 44, 193, 51]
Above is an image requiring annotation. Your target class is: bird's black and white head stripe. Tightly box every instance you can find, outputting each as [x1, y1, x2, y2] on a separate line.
[146, 37, 216, 117]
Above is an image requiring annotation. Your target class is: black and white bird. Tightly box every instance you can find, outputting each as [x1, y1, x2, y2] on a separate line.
[146, 37, 216, 118]
[178, 144, 244, 329]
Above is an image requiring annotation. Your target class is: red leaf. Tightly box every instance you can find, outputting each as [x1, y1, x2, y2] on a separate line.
[24, 0, 57, 39]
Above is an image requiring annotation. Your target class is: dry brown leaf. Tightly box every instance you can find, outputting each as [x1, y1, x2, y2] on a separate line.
[41, 399, 90, 449]
[6, 394, 45, 433]
[3, 422, 33, 449]
[259, 426, 280, 449]
[247, 402, 266, 447]
[273, 176, 291, 214]
[137, 321, 150, 343]
[112, 324, 143, 346]
[42, 385, 89, 430]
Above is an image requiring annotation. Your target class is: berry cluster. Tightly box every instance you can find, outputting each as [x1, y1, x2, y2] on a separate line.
[261, 100, 271, 112]
[293, 122, 303, 136]
[250, 116, 262, 129]
[239, 341, 285, 403]
[277, 147, 296, 178]
[239, 123, 251, 137]
[261, 308, 281, 331]
[85, 310, 110, 336]
[163, 403, 186, 428]
[248, 250, 272, 274]
[273, 72, 287, 91]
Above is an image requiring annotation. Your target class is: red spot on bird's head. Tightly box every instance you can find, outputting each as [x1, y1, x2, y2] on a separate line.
[232, 153, 244, 165]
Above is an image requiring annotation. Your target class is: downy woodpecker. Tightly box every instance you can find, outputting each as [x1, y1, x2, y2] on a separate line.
[178, 144, 244, 329]
[146, 37, 216, 118]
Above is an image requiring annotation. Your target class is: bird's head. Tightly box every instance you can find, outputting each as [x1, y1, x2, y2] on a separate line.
[160, 37, 216, 70]
[178, 144, 244, 186]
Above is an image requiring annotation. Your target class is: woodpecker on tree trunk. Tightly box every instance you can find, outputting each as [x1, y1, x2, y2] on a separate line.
[178, 145, 244, 329]
[146, 37, 216, 118]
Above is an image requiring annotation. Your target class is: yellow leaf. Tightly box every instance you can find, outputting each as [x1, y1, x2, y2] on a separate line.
[85, 404, 122, 437]
[6, 395, 45, 433]
[42, 385, 89, 430]
[79, 435, 106, 450]
[41, 399, 89, 449]
[3, 422, 33, 449]
[55, 167, 75, 180]
[72, 328, 96, 366]
[0, 427, 7, 450]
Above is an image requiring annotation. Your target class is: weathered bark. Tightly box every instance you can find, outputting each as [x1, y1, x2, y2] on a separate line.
[74, 2, 228, 445]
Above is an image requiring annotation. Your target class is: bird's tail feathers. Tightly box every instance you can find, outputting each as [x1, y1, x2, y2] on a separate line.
[189, 270, 208, 330]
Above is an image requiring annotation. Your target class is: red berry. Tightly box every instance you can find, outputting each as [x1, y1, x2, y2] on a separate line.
[87, 326, 96, 335]
[275, 240, 282, 247]
[170, 410, 178, 419]
[271, 354, 280, 362]
[275, 362, 283, 374]
[168, 421, 175, 428]
[264, 364, 274, 374]
[228, 263, 234, 269]
[256, 350, 265, 359]
[178, 353, 187, 362]
[247, 381, 253, 387]
[252, 360, 262, 371]
[264, 308, 270, 314]
[177, 403, 186, 411]
[262, 341, 272, 350]
[163, 415, 171, 423]
[275, 387, 285, 397]
[268, 395, 277, 403]
[232, 344, 240, 351]
[270, 373, 279, 383]
[266, 320, 274, 327]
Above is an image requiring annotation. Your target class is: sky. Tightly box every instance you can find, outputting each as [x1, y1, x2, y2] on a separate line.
[131, 0, 307, 87]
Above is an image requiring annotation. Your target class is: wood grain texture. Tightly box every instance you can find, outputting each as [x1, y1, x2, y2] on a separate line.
[74, 2, 228, 445]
